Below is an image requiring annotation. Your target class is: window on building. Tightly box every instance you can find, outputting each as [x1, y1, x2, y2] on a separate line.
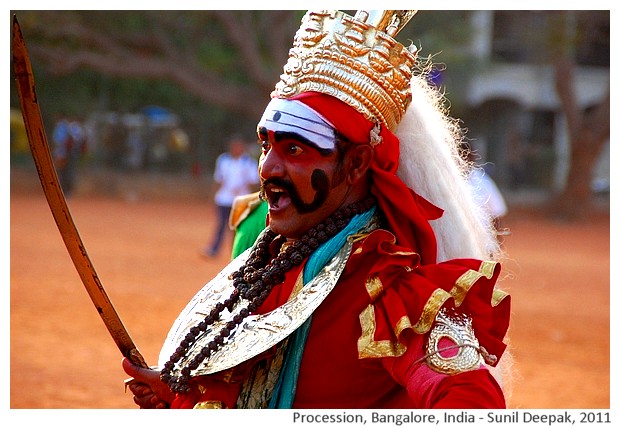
[491, 11, 609, 67]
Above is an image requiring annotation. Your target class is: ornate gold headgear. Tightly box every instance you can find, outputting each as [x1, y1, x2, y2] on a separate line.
[272, 10, 418, 131]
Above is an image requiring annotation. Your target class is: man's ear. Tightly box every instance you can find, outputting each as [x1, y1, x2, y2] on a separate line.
[347, 144, 373, 185]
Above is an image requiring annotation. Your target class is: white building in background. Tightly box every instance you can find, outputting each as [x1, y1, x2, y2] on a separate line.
[462, 11, 609, 194]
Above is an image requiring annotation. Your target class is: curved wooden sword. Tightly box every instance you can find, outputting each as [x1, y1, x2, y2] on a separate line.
[12, 15, 148, 370]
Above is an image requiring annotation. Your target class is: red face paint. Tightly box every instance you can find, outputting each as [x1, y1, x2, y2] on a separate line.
[257, 127, 350, 239]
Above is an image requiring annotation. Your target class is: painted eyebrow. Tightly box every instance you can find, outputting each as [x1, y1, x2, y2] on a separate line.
[257, 127, 335, 157]
[257, 126, 268, 140]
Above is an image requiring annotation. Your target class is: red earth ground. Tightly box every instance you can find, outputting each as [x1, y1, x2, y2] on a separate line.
[8, 171, 611, 411]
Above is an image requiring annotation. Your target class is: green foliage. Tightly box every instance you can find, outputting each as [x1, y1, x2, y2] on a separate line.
[11, 10, 477, 130]
[10, 10, 608, 191]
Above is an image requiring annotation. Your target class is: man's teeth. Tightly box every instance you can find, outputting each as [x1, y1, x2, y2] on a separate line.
[270, 187, 284, 208]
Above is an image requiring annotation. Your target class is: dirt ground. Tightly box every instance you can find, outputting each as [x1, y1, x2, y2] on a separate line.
[8, 176, 611, 410]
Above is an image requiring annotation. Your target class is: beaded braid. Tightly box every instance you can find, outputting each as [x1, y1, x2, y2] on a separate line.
[160, 197, 376, 393]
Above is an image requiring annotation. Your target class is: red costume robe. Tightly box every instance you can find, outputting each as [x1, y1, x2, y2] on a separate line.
[169, 227, 510, 409]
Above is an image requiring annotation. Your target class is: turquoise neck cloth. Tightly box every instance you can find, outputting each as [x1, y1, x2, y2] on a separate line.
[268, 206, 376, 408]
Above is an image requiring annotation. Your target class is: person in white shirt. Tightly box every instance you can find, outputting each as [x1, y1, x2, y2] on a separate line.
[203, 135, 260, 257]
[461, 142, 508, 253]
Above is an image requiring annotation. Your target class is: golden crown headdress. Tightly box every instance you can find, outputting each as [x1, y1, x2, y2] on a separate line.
[272, 10, 418, 131]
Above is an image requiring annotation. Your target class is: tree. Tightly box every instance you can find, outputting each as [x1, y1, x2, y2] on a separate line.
[11, 10, 609, 209]
[548, 11, 610, 220]
[11, 10, 472, 169]
[12, 10, 477, 126]
[14, 10, 301, 121]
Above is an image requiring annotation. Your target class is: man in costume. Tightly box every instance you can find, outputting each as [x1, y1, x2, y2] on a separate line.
[123, 10, 511, 409]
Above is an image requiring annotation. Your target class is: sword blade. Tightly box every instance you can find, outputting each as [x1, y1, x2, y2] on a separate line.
[12, 15, 148, 369]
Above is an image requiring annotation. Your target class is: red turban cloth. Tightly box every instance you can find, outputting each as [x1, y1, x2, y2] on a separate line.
[290, 92, 443, 265]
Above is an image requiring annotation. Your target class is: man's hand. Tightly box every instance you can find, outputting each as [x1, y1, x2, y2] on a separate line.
[122, 357, 176, 408]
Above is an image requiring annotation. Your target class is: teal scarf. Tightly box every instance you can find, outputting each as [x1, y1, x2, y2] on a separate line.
[268, 206, 376, 408]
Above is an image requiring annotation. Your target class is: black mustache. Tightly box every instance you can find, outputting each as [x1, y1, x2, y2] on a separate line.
[260, 170, 329, 214]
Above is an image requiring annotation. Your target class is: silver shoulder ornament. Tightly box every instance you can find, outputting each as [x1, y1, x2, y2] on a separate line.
[158, 232, 355, 377]
[424, 308, 496, 375]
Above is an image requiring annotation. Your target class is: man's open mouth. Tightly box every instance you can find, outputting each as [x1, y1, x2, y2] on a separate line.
[263, 185, 291, 211]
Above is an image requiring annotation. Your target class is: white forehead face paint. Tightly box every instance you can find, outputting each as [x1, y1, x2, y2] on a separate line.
[258, 98, 337, 150]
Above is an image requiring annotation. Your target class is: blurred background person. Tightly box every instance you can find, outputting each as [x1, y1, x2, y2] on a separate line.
[52, 114, 88, 197]
[202, 134, 260, 258]
[461, 142, 508, 251]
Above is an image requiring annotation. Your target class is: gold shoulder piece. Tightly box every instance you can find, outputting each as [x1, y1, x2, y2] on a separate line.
[424, 308, 484, 375]
[194, 400, 224, 409]
[229, 191, 263, 230]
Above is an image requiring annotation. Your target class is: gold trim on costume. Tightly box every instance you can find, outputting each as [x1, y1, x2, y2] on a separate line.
[236, 339, 288, 409]
[479, 260, 497, 278]
[290, 270, 306, 298]
[394, 314, 414, 338]
[349, 231, 374, 243]
[414, 261, 499, 333]
[492, 289, 509, 307]
[451, 270, 481, 306]
[413, 288, 451, 334]
[357, 260, 506, 360]
[364, 275, 384, 301]
[451, 261, 497, 306]
[391, 250, 417, 257]
[194, 400, 224, 409]
[357, 305, 407, 358]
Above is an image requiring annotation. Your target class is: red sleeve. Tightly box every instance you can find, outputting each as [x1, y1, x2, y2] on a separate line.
[383, 332, 506, 409]
[431, 369, 506, 409]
